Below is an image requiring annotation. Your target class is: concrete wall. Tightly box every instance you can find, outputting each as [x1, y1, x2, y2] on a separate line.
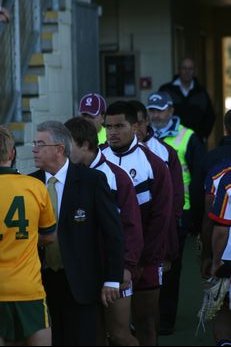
[16, 1, 73, 174]
[97, 0, 221, 146]
[98, 0, 172, 105]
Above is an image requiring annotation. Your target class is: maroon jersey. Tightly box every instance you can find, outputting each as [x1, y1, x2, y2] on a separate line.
[102, 137, 173, 266]
[90, 149, 143, 274]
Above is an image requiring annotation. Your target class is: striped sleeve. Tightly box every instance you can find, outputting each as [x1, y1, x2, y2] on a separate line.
[208, 171, 231, 225]
[204, 171, 215, 195]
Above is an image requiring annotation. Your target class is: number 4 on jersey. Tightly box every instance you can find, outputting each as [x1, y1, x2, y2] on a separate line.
[0, 196, 29, 240]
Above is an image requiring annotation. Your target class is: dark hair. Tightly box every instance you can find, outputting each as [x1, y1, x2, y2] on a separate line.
[129, 100, 148, 120]
[64, 117, 98, 151]
[224, 110, 231, 135]
[106, 101, 138, 125]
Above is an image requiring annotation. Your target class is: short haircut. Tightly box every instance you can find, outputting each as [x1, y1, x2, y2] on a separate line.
[106, 101, 138, 125]
[64, 117, 98, 151]
[37, 121, 72, 158]
[224, 109, 231, 135]
[129, 100, 148, 120]
[0, 126, 15, 163]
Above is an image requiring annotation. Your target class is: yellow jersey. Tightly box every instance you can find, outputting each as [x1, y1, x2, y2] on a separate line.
[0, 168, 56, 301]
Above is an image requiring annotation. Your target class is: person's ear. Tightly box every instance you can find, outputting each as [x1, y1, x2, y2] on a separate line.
[82, 140, 91, 151]
[169, 106, 174, 116]
[9, 147, 16, 161]
[133, 122, 138, 134]
[57, 144, 65, 156]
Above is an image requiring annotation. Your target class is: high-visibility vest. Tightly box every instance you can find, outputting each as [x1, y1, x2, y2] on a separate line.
[98, 126, 107, 145]
[164, 125, 194, 210]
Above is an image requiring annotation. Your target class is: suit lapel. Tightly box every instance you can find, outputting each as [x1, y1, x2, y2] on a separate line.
[31, 164, 81, 227]
[30, 170, 45, 183]
[59, 162, 80, 225]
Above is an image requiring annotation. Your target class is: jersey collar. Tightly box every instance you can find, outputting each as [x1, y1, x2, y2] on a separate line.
[144, 126, 155, 142]
[0, 167, 19, 175]
[90, 149, 106, 169]
[111, 136, 139, 158]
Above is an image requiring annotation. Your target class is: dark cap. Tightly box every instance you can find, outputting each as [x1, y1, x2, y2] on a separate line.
[147, 91, 173, 111]
[79, 93, 106, 117]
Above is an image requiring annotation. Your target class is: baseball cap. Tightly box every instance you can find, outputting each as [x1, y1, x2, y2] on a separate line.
[79, 93, 106, 117]
[146, 91, 173, 111]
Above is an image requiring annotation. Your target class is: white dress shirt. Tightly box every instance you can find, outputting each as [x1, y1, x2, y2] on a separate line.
[173, 78, 194, 97]
[45, 158, 119, 289]
[45, 159, 69, 217]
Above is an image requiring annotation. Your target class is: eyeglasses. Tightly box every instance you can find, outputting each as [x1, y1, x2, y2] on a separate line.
[32, 141, 61, 149]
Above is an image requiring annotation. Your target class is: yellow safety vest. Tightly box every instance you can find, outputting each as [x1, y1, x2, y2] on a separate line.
[98, 126, 107, 145]
[164, 125, 194, 210]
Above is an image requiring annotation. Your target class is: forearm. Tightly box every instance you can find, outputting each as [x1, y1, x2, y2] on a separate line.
[212, 225, 229, 274]
[38, 231, 56, 246]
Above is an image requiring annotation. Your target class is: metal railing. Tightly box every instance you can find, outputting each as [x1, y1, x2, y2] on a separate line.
[0, 0, 53, 124]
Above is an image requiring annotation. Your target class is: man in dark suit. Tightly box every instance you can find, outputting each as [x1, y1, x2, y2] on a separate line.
[30, 120, 124, 346]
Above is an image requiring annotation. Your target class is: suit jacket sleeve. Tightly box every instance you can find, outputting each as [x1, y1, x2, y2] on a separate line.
[94, 170, 124, 283]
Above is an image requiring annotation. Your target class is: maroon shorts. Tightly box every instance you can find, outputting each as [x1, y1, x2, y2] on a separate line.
[134, 265, 163, 291]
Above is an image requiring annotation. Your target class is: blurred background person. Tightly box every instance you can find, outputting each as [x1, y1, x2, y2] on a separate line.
[79, 93, 107, 145]
[146, 91, 206, 335]
[159, 57, 216, 143]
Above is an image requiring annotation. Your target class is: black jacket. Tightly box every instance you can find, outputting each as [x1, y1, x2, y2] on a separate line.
[159, 77, 216, 140]
[30, 162, 124, 304]
[201, 136, 231, 181]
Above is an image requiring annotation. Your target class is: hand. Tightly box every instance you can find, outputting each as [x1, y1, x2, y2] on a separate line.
[211, 260, 224, 277]
[201, 257, 212, 279]
[120, 269, 132, 291]
[101, 286, 120, 308]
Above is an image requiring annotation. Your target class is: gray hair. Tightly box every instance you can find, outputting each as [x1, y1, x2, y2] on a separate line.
[37, 121, 72, 157]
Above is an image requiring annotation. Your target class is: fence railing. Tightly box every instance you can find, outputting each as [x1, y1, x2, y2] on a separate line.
[0, 0, 56, 124]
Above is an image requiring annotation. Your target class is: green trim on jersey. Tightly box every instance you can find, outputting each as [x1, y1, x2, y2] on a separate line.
[0, 167, 18, 175]
[39, 223, 56, 236]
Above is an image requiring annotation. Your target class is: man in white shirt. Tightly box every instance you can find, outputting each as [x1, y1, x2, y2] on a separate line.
[30, 121, 124, 346]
